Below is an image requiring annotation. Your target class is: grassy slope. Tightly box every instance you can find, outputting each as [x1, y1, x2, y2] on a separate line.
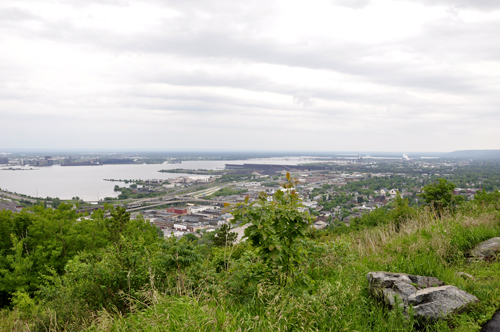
[84, 208, 500, 332]
[2, 208, 500, 331]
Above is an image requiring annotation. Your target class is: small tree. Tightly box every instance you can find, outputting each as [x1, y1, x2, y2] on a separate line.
[474, 189, 500, 207]
[212, 224, 237, 247]
[419, 178, 463, 215]
[230, 173, 312, 285]
[183, 233, 198, 243]
[107, 206, 131, 243]
[156, 236, 201, 290]
[389, 193, 415, 231]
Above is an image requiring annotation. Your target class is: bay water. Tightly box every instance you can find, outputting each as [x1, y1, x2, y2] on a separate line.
[0, 157, 318, 201]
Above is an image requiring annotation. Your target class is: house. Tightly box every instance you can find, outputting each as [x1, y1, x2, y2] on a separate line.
[351, 212, 362, 219]
[220, 213, 234, 223]
[315, 216, 328, 223]
[389, 189, 398, 196]
[358, 204, 374, 211]
[313, 221, 328, 230]
[302, 201, 317, 209]
[163, 229, 185, 238]
[373, 196, 388, 205]
[313, 194, 323, 201]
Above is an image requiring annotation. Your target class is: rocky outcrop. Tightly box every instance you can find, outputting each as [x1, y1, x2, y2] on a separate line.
[467, 237, 500, 261]
[481, 310, 500, 332]
[367, 272, 478, 320]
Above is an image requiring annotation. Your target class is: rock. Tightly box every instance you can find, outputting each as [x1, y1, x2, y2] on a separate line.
[408, 286, 479, 319]
[481, 310, 500, 332]
[467, 237, 500, 261]
[367, 272, 478, 321]
[456, 272, 475, 280]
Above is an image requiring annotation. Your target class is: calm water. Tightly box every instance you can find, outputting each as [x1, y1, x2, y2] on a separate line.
[0, 157, 319, 201]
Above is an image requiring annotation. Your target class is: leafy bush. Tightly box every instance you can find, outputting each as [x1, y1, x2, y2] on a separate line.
[212, 224, 237, 247]
[419, 178, 464, 214]
[230, 173, 313, 286]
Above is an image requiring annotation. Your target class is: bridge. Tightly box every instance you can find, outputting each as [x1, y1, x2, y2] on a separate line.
[1, 184, 232, 213]
[124, 197, 227, 213]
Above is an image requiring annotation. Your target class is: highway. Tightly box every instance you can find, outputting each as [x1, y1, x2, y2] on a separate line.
[83, 183, 229, 205]
[1, 182, 233, 212]
[0, 191, 37, 203]
[124, 197, 227, 212]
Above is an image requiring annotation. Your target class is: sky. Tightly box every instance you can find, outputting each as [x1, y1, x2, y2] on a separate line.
[1, 0, 499, 152]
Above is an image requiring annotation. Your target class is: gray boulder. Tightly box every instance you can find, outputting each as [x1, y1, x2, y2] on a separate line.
[467, 237, 500, 261]
[481, 310, 500, 332]
[367, 272, 478, 320]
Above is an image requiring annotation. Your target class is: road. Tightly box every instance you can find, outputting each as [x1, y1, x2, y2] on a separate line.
[83, 183, 229, 205]
[0, 191, 37, 203]
[124, 197, 227, 212]
[1, 182, 233, 212]
[232, 223, 250, 243]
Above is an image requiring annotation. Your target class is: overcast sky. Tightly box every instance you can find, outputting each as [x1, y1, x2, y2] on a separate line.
[1, 0, 499, 152]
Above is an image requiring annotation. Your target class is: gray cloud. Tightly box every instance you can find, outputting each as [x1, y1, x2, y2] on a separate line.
[1, 0, 499, 151]
[53, 0, 131, 7]
[331, 0, 371, 9]
[293, 92, 315, 108]
[8, 8, 491, 100]
[21, 23, 477, 97]
[0, 7, 39, 21]
[413, 0, 500, 10]
[2, 0, 493, 99]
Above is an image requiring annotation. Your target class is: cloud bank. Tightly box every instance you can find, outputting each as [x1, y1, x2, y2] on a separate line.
[0, 0, 499, 151]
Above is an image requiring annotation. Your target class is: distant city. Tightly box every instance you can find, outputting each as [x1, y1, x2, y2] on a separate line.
[2, 150, 500, 239]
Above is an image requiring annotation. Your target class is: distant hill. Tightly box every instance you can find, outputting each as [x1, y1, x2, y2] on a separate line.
[442, 150, 500, 160]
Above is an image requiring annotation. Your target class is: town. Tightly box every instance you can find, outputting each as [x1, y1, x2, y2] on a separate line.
[2, 154, 500, 242]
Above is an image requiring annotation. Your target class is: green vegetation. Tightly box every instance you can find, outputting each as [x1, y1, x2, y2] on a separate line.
[217, 173, 251, 182]
[1, 177, 500, 331]
[419, 178, 465, 214]
[231, 174, 313, 286]
[212, 224, 237, 247]
[17, 200, 35, 208]
[113, 185, 164, 200]
[344, 193, 415, 233]
[0, 204, 158, 308]
[446, 161, 500, 192]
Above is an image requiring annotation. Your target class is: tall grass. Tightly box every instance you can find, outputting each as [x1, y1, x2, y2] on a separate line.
[4, 206, 500, 331]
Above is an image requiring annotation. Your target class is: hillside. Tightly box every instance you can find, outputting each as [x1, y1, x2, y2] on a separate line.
[443, 150, 500, 160]
[1, 188, 500, 331]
